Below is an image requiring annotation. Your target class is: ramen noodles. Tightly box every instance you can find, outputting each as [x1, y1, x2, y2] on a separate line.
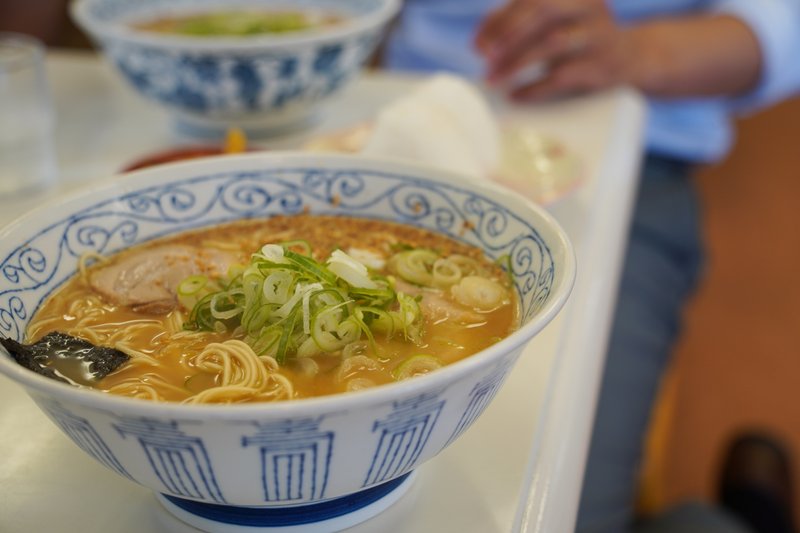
[26, 215, 518, 404]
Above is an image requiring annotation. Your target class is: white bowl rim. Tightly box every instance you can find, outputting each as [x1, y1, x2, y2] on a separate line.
[0, 151, 576, 419]
[70, 0, 401, 51]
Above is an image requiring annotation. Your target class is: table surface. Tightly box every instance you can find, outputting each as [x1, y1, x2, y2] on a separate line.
[0, 51, 644, 533]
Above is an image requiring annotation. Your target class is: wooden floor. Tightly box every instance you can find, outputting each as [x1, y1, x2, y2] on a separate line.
[641, 96, 800, 521]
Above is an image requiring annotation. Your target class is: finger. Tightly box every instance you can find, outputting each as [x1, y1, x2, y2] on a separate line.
[476, 0, 592, 60]
[486, 23, 592, 84]
[475, 0, 532, 54]
[508, 56, 612, 101]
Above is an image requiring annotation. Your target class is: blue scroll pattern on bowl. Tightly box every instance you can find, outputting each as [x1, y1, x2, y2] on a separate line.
[0, 167, 555, 342]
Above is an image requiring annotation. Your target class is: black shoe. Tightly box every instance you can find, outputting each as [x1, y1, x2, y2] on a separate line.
[717, 431, 796, 533]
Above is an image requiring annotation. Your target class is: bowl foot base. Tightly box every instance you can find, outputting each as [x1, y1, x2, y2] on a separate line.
[156, 471, 416, 532]
[172, 109, 319, 141]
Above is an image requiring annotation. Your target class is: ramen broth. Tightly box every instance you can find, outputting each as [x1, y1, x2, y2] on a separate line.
[28, 215, 518, 403]
[133, 10, 343, 36]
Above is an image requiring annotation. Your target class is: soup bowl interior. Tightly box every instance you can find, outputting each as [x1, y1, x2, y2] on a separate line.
[0, 152, 574, 527]
[70, 0, 400, 138]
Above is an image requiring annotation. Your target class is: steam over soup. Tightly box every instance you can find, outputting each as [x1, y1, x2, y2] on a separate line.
[133, 10, 343, 36]
[26, 215, 518, 403]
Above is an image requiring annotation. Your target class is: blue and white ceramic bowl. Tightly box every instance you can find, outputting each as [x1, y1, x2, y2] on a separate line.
[0, 153, 575, 532]
[71, 0, 399, 137]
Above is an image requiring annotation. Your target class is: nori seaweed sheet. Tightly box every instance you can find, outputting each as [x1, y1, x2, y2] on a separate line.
[0, 332, 130, 385]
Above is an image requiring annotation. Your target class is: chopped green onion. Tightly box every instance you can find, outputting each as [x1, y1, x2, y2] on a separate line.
[395, 292, 423, 343]
[262, 271, 294, 303]
[432, 257, 462, 287]
[182, 240, 420, 364]
[278, 240, 312, 255]
[177, 275, 218, 313]
[388, 249, 438, 286]
[178, 275, 209, 296]
[392, 354, 443, 380]
[209, 291, 243, 320]
[285, 249, 338, 285]
[360, 306, 395, 337]
[258, 244, 288, 263]
[342, 341, 370, 359]
[327, 249, 378, 289]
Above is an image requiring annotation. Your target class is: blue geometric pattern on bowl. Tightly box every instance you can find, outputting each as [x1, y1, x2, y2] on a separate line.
[37, 393, 458, 505]
[444, 359, 512, 448]
[242, 418, 333, 502]
[364, 391, 445, 486]
[115, 417, 227, 503]
[39, 400, 135, 482]
[0, 166, 555, 342]
[38, 378, 508, 505]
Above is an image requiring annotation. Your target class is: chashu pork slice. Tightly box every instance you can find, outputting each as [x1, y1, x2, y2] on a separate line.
[394, 279, 484, 325]
[89, 245, 237, 313]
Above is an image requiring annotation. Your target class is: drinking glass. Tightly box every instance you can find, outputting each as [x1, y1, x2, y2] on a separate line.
[0, 33, 58, 195]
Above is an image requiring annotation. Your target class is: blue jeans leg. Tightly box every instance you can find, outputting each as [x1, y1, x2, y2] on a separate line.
[576, 156, 705, 532]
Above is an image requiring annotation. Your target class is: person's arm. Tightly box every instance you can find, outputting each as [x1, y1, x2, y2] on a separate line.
[474, 0, 765, 101]
[617, 15, 761, 98]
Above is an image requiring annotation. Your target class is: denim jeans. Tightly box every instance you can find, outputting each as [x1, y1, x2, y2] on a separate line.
[575, 155, 707, 532]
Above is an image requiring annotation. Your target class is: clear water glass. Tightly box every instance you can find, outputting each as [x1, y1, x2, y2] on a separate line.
[0, 33, 58, 196]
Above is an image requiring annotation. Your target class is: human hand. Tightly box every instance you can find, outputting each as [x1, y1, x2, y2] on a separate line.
[475, 0, 637, 101]
[475, 0, 764, 101]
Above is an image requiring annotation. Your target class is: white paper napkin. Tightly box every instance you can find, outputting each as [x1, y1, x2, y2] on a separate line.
[360, 73, 501, 180]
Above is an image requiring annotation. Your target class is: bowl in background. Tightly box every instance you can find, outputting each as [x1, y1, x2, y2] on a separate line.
[71, 0, 400, 138]
[0, 152, 575, 531]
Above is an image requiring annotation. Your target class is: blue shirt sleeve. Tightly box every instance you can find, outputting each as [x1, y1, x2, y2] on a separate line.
[713, 0, 800, 112]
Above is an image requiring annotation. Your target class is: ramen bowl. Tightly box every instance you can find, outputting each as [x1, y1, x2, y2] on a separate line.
[0, 152, 574, 532]
[71, 0, 399, 137]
